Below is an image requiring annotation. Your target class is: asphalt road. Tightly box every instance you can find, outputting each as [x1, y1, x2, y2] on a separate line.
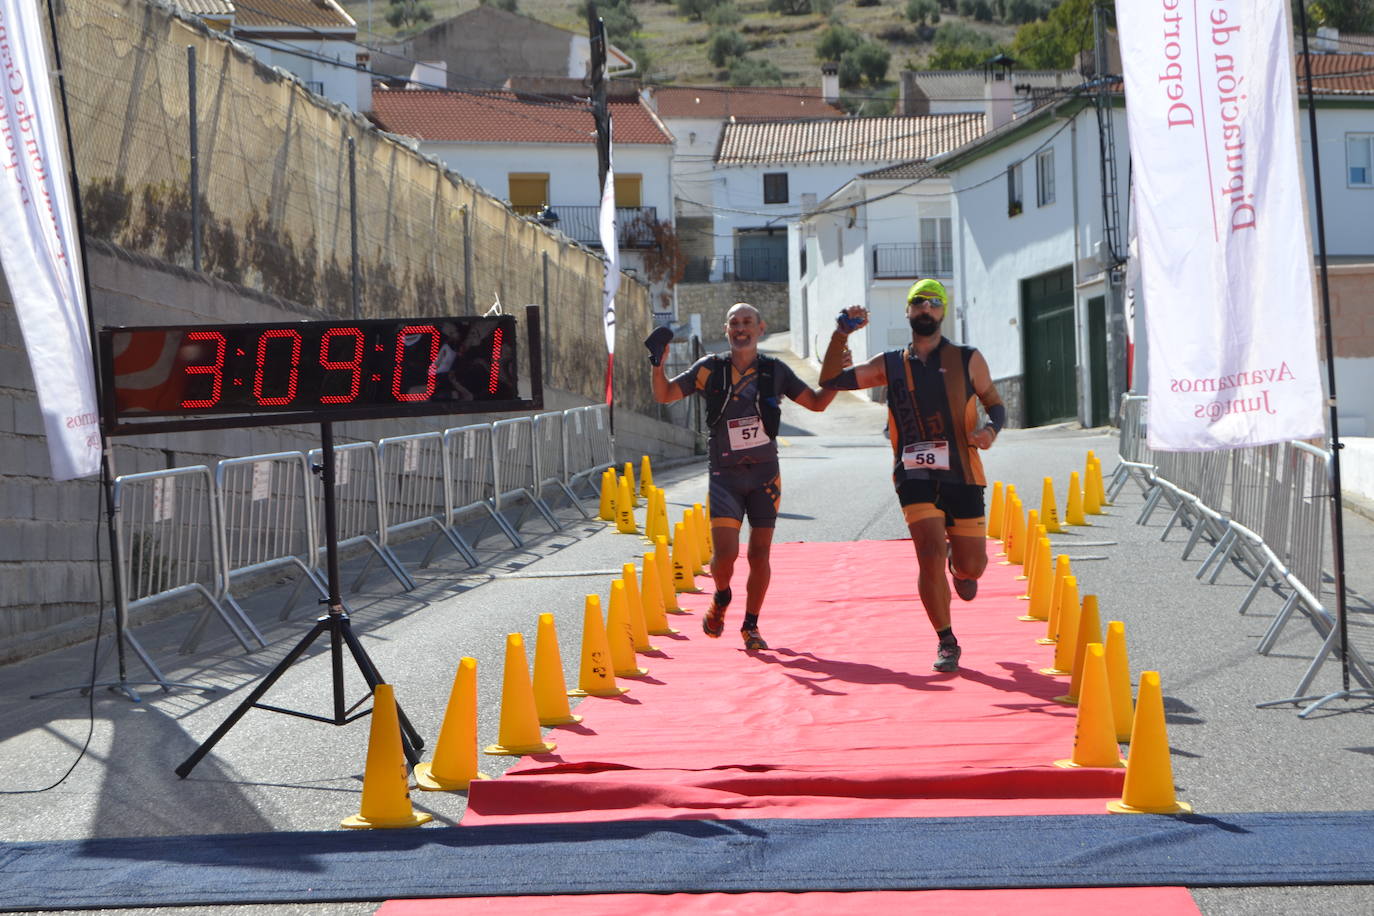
[1, 336, 1370, 915]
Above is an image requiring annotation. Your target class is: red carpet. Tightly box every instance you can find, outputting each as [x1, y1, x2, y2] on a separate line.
[386, 539, 1200, 916]
[465, 539, 1123, 824]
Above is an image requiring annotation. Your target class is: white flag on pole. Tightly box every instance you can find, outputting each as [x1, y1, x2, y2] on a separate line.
[598, 125, 619, 358]
[1118, 0, 1325, 451]
[0, 0, 101, 479]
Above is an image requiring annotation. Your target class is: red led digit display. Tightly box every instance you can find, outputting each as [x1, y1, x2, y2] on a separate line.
[102, 315, 523, 429]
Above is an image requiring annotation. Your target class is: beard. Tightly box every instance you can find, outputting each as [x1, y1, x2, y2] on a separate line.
[909, 314, 940, 337]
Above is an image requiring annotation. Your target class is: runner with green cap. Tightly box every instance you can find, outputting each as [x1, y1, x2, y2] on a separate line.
[817, 281, 1006, 674]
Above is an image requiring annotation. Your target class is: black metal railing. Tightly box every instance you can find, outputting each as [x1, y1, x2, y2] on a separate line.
[681, 254, 789, 283]
[872, 243, 953, 279]
[532, 205, 658, 249]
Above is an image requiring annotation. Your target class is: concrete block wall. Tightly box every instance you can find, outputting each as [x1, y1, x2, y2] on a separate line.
[0, 244, 694, 665]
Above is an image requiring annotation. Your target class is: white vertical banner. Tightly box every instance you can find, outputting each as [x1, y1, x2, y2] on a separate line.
[598, 122, 619, 358]
[0, 0, 101, 479]
[1118, 0, 1325, 451]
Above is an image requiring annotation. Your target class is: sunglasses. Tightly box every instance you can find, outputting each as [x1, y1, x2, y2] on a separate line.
[908, 296, 943, 309]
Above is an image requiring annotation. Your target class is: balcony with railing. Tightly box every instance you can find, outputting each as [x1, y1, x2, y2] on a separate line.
[682, 254, 788, 283]
[872, 243, 953, 279]
[515, 204, 659, 249]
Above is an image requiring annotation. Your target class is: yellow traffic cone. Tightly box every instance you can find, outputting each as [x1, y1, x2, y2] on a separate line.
[698, 503, 714, 559]
[1001, 497, 1024, 565]
[684, 510, 706, 575]
[641, 552, 679, 635]
[672, 522, 701, 593]
[1104, 620, 1134, 743]
[1017, 509, 1039, 579]
[1042, 575, 1080, 675]
[642, 487, 661, 544]
[996, 485, 1016, 556]
[1020, 536, 1054, 621]
[1019, 525, 1040, 595]
[615, 473, 638, 534]
[1056, 594, 1102, 704]
[483, 633, 556, 756]
[533, 614, 582, 726]
[639, 455, 654, 497]
[1087, 450, 1108, 510]
[1039, 477, 1062, 533]
[694, 503, 711, 563]
[568, 594, 629, 698]
[1108, 671, 1192, 814]
[415, 657, 490, 792]
[987, 481, 1005, 541]
[598, 468, 616, 522]
[622, 462, 639, 507]
[1037, 555, 1072, 644]
[342, 684, 433, 828]
[1055, 644, 1125, 769]
[606, 580, 650, 678]
[654, 535, 682, 612]
[621, 563, 656, 652]
[1065, 471, 1088, 526]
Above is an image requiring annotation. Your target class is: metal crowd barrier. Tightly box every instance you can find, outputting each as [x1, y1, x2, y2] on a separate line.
[378, 431, 479, 569]
[1122, 400, 1373, 699]
[113, 466, 262, 659]
[492, 416, 560, 536]
[107, 407, 618, 664]
[308, 441, 416, 593]
[1107, 394, 1153, 501]
[215, 452, 326, 628]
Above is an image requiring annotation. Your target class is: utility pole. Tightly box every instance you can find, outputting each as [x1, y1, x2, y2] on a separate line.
[587, 4, 611, 194]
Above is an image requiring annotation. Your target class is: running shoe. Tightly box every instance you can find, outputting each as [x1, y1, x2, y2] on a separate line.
[741, 626, 769, 651]
[933, 641, 962, 673]
[948, 544, 978, 601]
[703, 592, 729, 638]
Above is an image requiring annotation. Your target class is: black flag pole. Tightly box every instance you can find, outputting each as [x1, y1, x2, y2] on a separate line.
[1257, 2, 1368, 716]
[587, 4, 615, 442]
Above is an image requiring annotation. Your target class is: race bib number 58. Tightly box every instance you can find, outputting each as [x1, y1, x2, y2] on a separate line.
[902, 440, 950, 470]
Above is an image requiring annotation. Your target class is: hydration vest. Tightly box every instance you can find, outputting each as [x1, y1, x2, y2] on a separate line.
[703, 354, 781, 439]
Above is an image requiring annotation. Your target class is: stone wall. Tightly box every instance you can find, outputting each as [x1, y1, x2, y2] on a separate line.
[676, 281, 789, 346]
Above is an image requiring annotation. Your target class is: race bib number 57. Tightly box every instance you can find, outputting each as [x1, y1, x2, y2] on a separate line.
[727, 416, 769, 450]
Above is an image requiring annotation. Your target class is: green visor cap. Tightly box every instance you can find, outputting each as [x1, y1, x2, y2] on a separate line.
[906, 279, 948, 305]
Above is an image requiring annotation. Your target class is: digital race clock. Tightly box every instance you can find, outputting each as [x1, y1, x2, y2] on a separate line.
[98, 313, 541, 435]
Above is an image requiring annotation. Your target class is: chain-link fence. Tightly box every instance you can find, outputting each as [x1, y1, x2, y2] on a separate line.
[56, 0, 654, 413]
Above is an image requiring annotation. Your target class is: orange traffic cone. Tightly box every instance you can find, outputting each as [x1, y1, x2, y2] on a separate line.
[654, 535, 682, 612]
[1065, 471, 1089, 526]
[483, 633, 556, 756]
[641, 553, 678, 636]
[597, 468, 616, 522]
[621, 563, 657, 652]
[1039, 477, 1062, 533]
[1104, 620, 1134, 743]
[1108, 671, 1192, 814]
[568, 594, 629, 698]
[615, 474, 638, 534]
[1055, 644, 1125, 769]
[415, 658, 490, 792]
[1056, 594, 1102, 704]
[606, 580, 649, 678]
[639, 455, 654, 497]
[342, 684, 433, 828]
[987, 481, 1005, 541]
[533, 613, 581, 726]
[1042, 575, 1080, 675]
[1037, 555, 1073, 645]
[1017, 509, 1039, 579]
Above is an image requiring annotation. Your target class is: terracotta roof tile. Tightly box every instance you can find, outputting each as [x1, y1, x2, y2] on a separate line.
[653, 86, 845, 120]
[861, 160, 945, 181]
[233, 0, 353, 30]
[370, 89, 673, 145]
[1298, 52, 1374, 95]
[716, 114, 984, 166]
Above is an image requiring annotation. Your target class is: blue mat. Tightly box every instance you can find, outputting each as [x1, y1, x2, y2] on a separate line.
[2, 812, 1372, 910]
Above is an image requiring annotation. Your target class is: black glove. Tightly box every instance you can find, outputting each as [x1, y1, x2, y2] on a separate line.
[645, 326, 673, 366]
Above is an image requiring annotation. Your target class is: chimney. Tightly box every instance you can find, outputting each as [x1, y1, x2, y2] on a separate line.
[1316, 26, 1339, 52]
[407, 60, 447, 89]
[983, 54, 1014, 132]
[821, 62, 839, 106]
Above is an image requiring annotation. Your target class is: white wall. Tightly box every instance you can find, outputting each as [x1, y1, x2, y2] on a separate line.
[257, 39, 362, 112]
[714, 162, 864, 264]
[662, 116, 724, 217]
[1301, 107, 1374, 258]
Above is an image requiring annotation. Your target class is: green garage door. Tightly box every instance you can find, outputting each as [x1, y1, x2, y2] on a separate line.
[1022, 267, 1077, 427]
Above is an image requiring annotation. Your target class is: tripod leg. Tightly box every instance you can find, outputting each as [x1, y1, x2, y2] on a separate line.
[175, 618, 328, 778]
[337, 620, 424, 765]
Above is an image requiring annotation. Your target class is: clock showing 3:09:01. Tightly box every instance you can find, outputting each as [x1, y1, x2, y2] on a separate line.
[101, 316, 520, 420]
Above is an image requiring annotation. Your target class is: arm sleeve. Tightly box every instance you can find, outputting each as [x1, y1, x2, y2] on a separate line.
[822, 368, 860, 390]
[986, 403, 1006, 433]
